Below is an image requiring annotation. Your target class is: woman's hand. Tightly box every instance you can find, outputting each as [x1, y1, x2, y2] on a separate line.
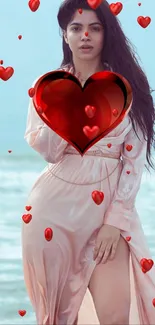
[93, 224, 121, 264]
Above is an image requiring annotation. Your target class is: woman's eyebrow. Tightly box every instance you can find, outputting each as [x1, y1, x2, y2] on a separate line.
[69, 22, 102, 26]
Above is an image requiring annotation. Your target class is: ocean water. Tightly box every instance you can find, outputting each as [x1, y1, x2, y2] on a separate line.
[0, 154, 155, 325]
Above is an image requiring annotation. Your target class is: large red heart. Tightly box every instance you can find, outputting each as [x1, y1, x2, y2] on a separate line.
[33, 70, 132, 155]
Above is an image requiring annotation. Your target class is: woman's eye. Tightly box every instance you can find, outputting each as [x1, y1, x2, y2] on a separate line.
[92, 27, 101, 31]
[72, 27, 79, 31]
[71, 26, 102, 32]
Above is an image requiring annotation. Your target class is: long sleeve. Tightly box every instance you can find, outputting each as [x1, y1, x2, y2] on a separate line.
[103, 121, 147, 232]
[24, 78, 68, 163]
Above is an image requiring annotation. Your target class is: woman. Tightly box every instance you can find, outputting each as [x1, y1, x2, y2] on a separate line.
[22, 0, 155, 324]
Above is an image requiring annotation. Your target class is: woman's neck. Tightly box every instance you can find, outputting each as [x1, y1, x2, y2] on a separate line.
[72, 62, 104, 83]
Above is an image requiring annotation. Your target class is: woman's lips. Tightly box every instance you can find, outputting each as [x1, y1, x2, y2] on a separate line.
[79, 47, 93, 52]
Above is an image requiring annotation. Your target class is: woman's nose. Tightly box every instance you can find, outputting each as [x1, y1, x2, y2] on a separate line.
[81, 31, 90, 40]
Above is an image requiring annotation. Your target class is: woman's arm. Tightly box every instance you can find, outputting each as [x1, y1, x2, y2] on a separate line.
[103, 121, 147, 232]
[24, 78, 68, 163]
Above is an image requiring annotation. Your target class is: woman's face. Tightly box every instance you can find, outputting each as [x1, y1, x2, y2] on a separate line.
[63, 9, 104, 62]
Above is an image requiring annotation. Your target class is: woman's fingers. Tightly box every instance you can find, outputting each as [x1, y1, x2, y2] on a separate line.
[93, 241, 102, 260]
[108, 242, 118, 261]
[95, 242, 112, 264]
[100, 243, 113, 264]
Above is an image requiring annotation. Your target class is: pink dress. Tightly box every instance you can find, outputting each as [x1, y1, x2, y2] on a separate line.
[21, 69, 155, 325]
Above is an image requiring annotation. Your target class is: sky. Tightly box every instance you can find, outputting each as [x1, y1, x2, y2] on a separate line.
[0, 0, 155, 157]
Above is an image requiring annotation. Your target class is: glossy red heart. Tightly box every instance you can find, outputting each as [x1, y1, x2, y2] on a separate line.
[137, 16, 151, 28]
[0, 66, 14, 81]
[22, 214, 32, 224]
[44, 228, 53, 241]
[126, 236, 131, 241]
[85, 105, 96, 118]
[92, 190, 104, 205]
[126, 144, 133, 151]
[33, 70, 132, 155]
[25, 205, 32, 211]
[18, 310, 26, 317]
[140, 258, 154, 272]
[87, 0, 103, 9]
[28, 0, 40, 12]
[83, 125, 100, 139]
[109, 2, 123, 15]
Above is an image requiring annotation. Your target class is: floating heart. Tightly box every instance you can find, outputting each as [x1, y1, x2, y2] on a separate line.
[45, 228, 53, 241]
[112, 108, 119, 117]
[141, 267, 147, 273]
[28, 87, 35, 98]
[87, 0, 103, 9]
[109, 2, 123, 15]
[85, 105, 96, 118]
[137, 16, 151, 28]
[152, 298, 155, 307]
[126, 144, 133, 151]
[78, 8, 83, 14]
[0, 66, 14, 81]
[140, 258, 154, 272]
[33, 70, 132, 155]
[83, 125, 100, 139]
[126, 236, 131, 241]
[25, 205, 32, 211]
[18, 310, 26, 317]
[22, 214, 32, 224]
[92, 190, 104, 205]
[28, 0, 40, 12]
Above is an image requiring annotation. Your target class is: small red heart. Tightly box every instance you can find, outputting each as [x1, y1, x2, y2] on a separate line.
[141, 267, 147, 273]
[107, 143, 112, 148]
[140, 258, 154, 272]
[44, 228, 53, 241]
[33, 70, 132, 155]
[0, 60, 3, 65]
[126, 236, 131, 241]
[126, 144, 133, 151]
[8, 150, 12, 153]
[0, 66, 14, 81]
[109, 2, 123, 15]
[85, 105, 96, 118]
[28, 87, 35, 98]
[18, 35, 22, 40]
[92, 190, 104, 205]
[126, 170, 130, 174]
[87, 0, 103, 9]
[112, 108, 119, 117]
[137, 16, 151, 28]
[22, 214, 32, 224]
[152, 298, 155, 307]
[37, 106, 44, 114]
[18, 310, 26, 317]
[83, 125, 100, 139]
[25, 205, 32, 211]
[78, 8, 83, 14]
[138, 2, 141, 6]
[28, 0, 40, 12]
[85, 31, 89, 36]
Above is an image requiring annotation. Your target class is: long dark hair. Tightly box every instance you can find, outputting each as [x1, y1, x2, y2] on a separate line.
[57, 0, 155, 173]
